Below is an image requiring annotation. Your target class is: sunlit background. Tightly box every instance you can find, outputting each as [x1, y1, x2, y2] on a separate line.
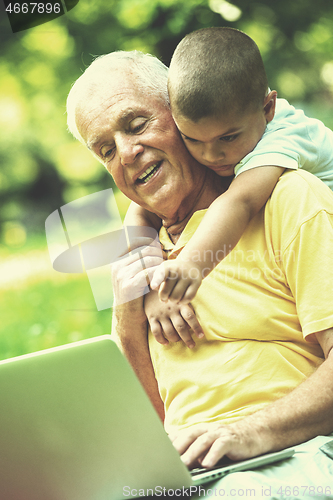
[1, 0, 333, 361]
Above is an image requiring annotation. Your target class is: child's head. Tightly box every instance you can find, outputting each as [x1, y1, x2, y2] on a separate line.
[168, 27, 276, 176]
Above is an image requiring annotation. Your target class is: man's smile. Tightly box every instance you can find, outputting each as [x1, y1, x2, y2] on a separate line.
[136, 162, 162, 184]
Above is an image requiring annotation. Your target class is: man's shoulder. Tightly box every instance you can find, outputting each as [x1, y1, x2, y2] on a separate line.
[264, 170, 333, 252]
[277, 168, 332, 193]
[269, 169, 333, 215]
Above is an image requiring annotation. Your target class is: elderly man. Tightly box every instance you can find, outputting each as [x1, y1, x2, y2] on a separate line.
[67, 51, 333, 494]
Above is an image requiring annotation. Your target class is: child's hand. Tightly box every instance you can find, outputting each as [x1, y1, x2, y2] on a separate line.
[144, 290, 204, 349]
[150, 260, 203, 304]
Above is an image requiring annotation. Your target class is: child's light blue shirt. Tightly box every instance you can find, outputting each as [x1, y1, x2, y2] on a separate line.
[235, 98, 333, 190]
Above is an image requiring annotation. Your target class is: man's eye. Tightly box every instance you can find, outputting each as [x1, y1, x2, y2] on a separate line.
[130, 119, 147, 133]
[133, 124, 144, 133]
[101, 147, 115, 159]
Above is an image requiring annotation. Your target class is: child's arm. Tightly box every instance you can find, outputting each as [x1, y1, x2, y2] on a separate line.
[151, 165, 285, 303]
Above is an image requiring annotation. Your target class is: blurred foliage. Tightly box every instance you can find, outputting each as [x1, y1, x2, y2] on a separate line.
[1, 0, 333, 358]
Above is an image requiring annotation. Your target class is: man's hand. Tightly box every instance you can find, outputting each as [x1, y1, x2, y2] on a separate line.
[145, 290, 204, 348]
[150, 259, 203, 304]
[169, 422, 260, 470]
[112, 234, 163, 307]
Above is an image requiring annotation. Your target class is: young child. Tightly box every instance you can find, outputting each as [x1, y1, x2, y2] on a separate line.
[126, 27, 333, 347]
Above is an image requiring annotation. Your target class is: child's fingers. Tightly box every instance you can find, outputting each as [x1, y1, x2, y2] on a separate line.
[159, 318, 183, 344]
[158, 277, 178, 302]
[149, 319, 169, 345]
[180, 281, 202, 304]
[180, 304, 204, 339]
[150, 263, 166, 290]
[149, 303, 201, 349]
[169, 313, 196, 348]
[167, 281, 192, 304]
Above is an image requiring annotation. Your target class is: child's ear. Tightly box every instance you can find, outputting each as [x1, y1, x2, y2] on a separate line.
[263, 90, 277, 123]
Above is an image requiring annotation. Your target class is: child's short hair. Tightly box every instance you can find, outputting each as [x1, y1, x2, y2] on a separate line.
[168, 27, 269, 121]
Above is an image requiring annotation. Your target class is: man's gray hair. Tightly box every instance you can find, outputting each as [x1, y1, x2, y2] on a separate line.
[67, 50, 169, 143]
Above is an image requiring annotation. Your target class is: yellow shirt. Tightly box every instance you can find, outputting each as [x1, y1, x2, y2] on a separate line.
[148, 170, 333, 434]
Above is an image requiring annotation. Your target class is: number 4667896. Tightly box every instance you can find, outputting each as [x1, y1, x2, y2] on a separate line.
[5, 3, 61, 14]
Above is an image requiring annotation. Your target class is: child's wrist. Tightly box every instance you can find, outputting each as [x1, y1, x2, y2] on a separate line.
[177, 258, 207, 277]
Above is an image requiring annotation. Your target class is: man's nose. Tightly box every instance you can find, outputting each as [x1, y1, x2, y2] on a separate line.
[116, 135, 144, 165]
[202, 143, 225, 163]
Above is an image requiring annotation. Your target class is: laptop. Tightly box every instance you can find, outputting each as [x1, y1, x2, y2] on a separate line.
[0, 335, 294, 500]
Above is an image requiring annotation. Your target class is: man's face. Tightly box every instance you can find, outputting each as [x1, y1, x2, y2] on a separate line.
[172, 93, 276, 177]
[76, 71, 202, 218]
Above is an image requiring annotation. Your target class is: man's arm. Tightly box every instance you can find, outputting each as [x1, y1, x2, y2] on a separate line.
[110, 236, 165, 421]
[111, 299, 165, 421]
[171, 327, 333, 469]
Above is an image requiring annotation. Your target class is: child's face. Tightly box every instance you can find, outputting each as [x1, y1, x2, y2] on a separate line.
[172, 94, 276, 177]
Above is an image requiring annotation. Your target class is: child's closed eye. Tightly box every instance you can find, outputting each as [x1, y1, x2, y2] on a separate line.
[182, 134, 200, 143]
[219, 134, 238, 142]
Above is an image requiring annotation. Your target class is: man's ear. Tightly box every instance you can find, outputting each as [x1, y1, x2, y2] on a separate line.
[263, 90, 277, 123]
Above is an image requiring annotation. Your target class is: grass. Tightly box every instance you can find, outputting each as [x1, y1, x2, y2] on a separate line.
[0, 235, 112, 362]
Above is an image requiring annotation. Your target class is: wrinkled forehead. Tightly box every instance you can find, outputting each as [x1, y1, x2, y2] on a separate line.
[75, 72, 142, 141]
